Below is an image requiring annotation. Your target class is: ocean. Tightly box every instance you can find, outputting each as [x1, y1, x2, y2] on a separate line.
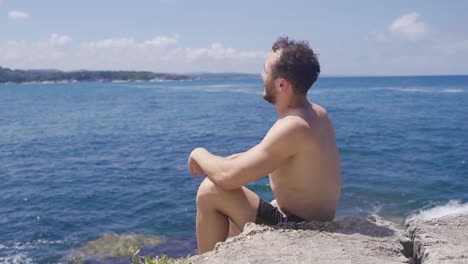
[0, 76, 467, 263]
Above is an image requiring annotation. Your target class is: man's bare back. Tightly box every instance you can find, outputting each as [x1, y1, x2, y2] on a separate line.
[269, 102, 341, 222]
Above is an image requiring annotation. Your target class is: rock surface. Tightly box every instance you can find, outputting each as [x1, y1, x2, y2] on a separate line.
[406, 214, 468, 263]
[190, 216, 409, 264]
[188, 214, 468, 264]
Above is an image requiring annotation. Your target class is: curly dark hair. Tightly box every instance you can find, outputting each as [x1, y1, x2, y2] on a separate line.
[271, 36, 320, 94]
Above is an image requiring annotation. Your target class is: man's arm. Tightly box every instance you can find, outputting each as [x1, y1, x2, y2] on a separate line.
[187, 151, 245, 178]
[188, 117, 307, 190]
[225, 152, 245, 160]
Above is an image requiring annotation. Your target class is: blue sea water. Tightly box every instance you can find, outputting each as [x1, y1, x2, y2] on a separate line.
[0, 76, 467, 263]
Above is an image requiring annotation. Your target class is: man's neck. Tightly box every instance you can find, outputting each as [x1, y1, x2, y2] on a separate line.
[275, 94, 309, 118]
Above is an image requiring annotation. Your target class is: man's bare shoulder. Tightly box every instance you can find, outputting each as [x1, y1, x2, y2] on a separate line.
[259, 116, 309, 154]
[277, 103, 328, 130]
[310, 102, 329, 118]
[274, 115, 310, 134]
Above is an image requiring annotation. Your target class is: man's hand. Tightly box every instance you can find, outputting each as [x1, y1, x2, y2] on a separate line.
[188, 148, 206, 178]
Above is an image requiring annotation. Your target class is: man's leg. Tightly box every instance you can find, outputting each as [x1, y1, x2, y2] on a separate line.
[196, 178, 260, 254]
[227, 219, 241, 238]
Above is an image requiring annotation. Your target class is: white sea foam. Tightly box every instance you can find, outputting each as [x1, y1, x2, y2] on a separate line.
[409, 200, 468, 220]
[205, 84, 251, 88]
[202, 88, 262, 95]
[124, 84, 165, 89]
[159, 84, 262, 95]
[443, 88, 464, 93]
[0, 239, 68, 253]
[125, 83, 260, 95]
[12, 242, 35, 251]
[0, 254, 33, 264]
[0, 239, 69, 264]
[372, 87, 464, 93]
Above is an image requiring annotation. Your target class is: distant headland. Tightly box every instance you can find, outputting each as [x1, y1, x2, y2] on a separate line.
[0, 66, 192, 83]
[0, 66, 259, 84]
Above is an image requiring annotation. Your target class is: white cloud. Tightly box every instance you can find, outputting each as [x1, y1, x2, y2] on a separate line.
[183, 43, 236, 60]
[78, 37, 267, 72]
[388, 12, 428, 41]
[141, 36, 178, 48]
[81, 37, 136, 49]
[369, 12, 429, 42]
[81, 36, 178, 50]
[170, 42, 266, 62]
[1, 41, 26, 61]
[0, 35, 267, 73]
[40, 33, 73, 47]
[3, 32, 468, 75]
[8, 10, 30, 20]
[80, 36, 179, 50]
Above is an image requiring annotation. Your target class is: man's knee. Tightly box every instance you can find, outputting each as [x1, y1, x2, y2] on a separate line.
[196, 178, 218, 208]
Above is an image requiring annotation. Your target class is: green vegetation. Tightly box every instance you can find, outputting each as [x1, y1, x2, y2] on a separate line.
[66, 233, 167, 264]
[129, 247, 190, 264]
[63, 233, 189, 264]
[0, 66, 191, 83]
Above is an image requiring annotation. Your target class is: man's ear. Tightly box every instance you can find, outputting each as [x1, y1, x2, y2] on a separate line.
[278, 78, 286, 91]
[279, 78, 291, 93]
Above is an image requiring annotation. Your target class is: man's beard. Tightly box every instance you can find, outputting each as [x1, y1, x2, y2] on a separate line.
[262, 83, 276, 104]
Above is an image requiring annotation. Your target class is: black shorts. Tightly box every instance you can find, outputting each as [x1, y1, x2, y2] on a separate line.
[255, 199, 305, 225]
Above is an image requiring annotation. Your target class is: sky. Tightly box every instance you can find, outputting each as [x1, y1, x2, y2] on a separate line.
[1, 0, 468, 75]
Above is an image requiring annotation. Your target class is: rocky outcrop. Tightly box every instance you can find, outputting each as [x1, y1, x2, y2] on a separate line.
[190, 216, 409, 263]
[406, 214, 468, 263]
[189, 214, 468, 264]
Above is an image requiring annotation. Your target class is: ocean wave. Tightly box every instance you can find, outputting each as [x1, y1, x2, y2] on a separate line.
[3, 240, 66, 251]
[372, 87, 464, 93]
[202, 88, 262, 95]
[408, 200, 468, 220]
[123, 84, 165, 89]
[202, 84, 252, 88]
[0, 239, 69, 264]
[0, 254, 34, 264]
[169, 84, 262, 95]
[124, 83, 262, 95]
[443, 89, 465, 93]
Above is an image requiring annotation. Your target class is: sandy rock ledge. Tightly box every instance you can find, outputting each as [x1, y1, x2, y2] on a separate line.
[190, 216, 408, 264]
[188, 214, 468, 264]
[406, 214, 468, 264]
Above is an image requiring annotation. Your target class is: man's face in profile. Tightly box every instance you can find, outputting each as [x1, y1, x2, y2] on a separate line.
[262, 52, 279, 104]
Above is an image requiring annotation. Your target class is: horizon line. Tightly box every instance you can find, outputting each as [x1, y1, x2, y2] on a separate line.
[2, 65, 468, 78]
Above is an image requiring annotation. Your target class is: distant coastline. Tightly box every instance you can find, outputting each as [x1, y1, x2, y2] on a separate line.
[0, 66, 261, 84]
[0, 66, 193, 84]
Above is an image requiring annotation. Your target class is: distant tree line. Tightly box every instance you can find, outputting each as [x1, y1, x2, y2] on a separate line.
[0, 66, 191, 83]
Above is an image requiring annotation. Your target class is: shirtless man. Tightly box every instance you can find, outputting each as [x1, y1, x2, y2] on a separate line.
[188, 37, 341, 254]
